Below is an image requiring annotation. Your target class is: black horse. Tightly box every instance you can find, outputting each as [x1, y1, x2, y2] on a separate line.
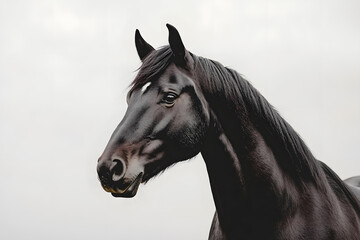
[97, 24, 360, 239]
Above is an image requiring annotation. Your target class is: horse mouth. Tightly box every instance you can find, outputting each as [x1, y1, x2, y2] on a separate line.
[106, 172, 144, 198]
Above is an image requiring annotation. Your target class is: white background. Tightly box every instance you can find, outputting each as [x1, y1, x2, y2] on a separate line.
[1, 0, 360, 239]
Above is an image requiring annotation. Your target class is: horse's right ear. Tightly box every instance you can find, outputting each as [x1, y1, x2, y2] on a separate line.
[166, 24, 186, 65]
[135, 29, 155, 61]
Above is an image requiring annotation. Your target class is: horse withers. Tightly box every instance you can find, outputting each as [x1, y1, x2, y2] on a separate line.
[97, 24, 360, 239]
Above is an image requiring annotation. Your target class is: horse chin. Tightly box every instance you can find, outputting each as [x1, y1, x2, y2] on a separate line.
[110, 172, 144, 198]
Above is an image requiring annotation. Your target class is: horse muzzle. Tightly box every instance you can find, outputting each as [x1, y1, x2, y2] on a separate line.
[97, 157, 144, 198]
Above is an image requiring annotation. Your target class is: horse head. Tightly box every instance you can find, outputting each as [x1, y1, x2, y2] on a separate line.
[97, 24, 210, 197]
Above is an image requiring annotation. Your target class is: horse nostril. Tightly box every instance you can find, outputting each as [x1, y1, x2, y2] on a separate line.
[111, 159, 126, 182]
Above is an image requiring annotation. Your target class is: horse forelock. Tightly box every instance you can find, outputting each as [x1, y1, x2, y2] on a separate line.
[129, 46, 173, 95]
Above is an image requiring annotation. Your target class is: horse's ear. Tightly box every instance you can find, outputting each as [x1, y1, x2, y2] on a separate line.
[135, 29, 155, 61]
[166, 24, 186, 64]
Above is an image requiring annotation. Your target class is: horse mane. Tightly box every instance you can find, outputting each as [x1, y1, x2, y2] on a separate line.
[195, 56, 322, 183]
[195, 57, 360, 211]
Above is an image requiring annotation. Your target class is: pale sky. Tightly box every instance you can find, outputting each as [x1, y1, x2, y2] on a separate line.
[1, 0, 360, 239]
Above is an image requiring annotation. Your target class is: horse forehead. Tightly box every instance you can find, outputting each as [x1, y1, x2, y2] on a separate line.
[159, 66, 195, 87]
[136, 65, 195, 95]
[139, 72, 183, 94]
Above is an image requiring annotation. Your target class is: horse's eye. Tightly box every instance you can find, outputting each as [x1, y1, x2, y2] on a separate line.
[161, 92, 178, 107]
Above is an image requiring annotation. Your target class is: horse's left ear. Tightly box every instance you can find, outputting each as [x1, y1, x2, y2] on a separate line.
[166, 24, 186, 64]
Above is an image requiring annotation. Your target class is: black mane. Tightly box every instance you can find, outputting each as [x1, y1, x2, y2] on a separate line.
[195, 56, 321, 183]
[195, 57, 360, 210]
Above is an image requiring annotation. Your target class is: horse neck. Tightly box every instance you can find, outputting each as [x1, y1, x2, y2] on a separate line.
[194, 60, 360, 238]
[201, 110, 301, 237]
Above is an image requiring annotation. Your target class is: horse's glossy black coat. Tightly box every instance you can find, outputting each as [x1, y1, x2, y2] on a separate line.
[97, 24, 360, 239]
